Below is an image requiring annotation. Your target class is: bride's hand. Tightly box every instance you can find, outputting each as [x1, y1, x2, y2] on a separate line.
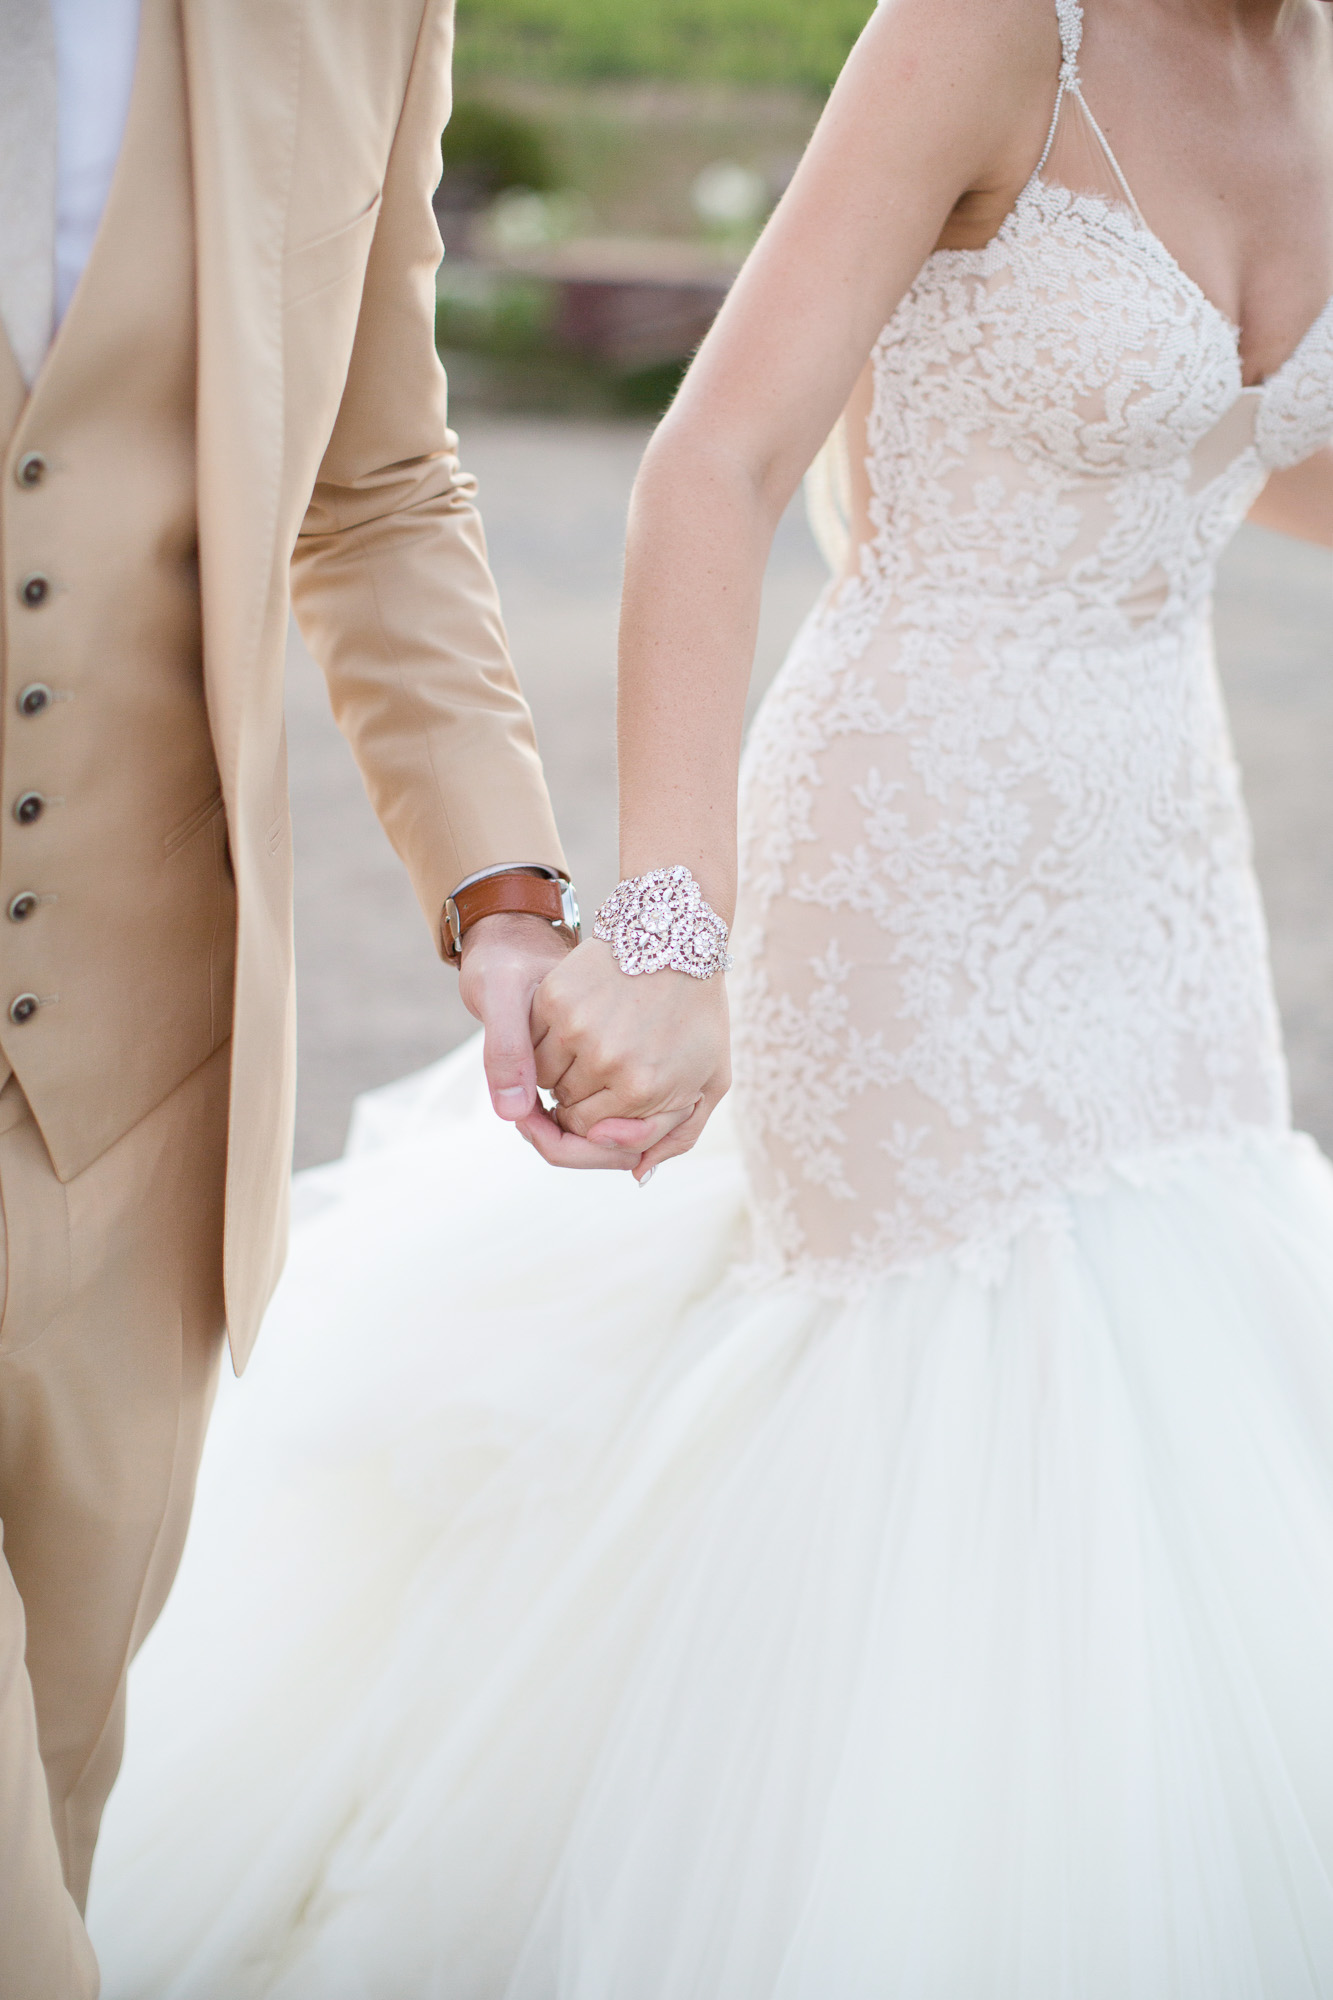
[525, 939, 730, 1182]
[459, 914, 646, 1170]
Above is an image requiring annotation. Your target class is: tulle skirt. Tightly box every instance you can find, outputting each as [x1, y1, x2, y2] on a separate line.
[88, 1037, 1333, 1998]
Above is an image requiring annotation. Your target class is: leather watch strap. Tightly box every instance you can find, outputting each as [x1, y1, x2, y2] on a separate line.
[443, 869, 578, 961]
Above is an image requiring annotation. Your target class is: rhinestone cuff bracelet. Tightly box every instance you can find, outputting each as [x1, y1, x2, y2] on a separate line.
[594, 866, 732, 979]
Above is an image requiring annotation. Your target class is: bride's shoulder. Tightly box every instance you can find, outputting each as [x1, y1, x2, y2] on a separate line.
[852, 0, 1062, 97]
[827, 0, 1062, 185]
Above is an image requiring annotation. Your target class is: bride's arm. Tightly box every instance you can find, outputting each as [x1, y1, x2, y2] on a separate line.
[1247, 448, 1333, 547]
[525, 0, 1059, 1173]
[613, 0, 1056, 915]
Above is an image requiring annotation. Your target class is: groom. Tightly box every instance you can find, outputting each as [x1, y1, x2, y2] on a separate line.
[0, 2, 686, 1991]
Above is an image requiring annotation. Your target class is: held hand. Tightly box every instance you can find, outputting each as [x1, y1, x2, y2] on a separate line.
[458, 912, 646, 1169]
[528, 938, 730, 1182]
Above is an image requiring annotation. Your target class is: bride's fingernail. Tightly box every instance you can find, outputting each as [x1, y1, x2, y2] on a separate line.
[495, 1087, 528, 1110]
[637, 1167, 656, 1188]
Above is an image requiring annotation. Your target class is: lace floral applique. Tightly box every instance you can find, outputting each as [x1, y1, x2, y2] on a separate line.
[731, 167, 1323, 1292]
[1257, 300, 1333, 470]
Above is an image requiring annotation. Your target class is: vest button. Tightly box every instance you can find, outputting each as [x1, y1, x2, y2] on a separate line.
[19, 573, 50, 607]
[8, 994, 40, 1025]
[15, 452, 48, 488]
[7, 893, 39, 922]
[17, 683, 53, 717]
[14, 792, 46, 825]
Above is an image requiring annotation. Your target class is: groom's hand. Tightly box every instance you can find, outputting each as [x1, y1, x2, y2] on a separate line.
[458, 911, 569, 1120]
[527, 938, 730, 1181]
[458, 914, 646, 1168]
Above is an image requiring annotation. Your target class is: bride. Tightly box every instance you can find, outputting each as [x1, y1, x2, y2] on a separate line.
[89, 0, 1333, 1992]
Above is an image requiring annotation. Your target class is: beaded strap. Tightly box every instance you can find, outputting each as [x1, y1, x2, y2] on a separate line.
[1036, 0, 1084, 176]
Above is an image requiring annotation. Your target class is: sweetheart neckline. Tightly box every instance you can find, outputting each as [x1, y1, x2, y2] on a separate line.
[925, 175, 1333, 401]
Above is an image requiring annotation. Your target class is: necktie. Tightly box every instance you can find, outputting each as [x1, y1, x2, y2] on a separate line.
[0, 0, 57, 387]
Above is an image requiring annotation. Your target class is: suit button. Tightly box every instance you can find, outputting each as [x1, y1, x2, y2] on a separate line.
[15, 452, 48, 488]
[14, 792, 45, 825]
[8, 994, 40, 1025]
[17, 683, 53, 717]
[7, 893, 38, 922]
[19, 573, 50, 607]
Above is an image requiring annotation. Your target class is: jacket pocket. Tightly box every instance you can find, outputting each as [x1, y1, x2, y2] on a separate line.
[283, 193, 383, 309]
[164, 789, 225, 857]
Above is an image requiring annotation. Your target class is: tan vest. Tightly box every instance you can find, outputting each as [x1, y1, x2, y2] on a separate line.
[0, 0, 234, 1178]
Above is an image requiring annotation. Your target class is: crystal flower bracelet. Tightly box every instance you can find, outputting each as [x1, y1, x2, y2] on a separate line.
[593, 866, 732, 979]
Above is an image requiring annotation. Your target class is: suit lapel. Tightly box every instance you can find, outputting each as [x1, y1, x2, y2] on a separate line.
[0, 0, 57, 387]
[180, 0, 303, 791]
[0, 320, 28, 454]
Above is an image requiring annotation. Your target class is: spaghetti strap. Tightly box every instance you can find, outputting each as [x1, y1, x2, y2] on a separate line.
[1055, 0, 1083, 77]
[1035, 0, 1148, 227]
[1034, 0, 1082, 179]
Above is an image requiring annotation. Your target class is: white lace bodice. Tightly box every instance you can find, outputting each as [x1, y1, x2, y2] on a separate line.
[731, 1, 1333, 1288]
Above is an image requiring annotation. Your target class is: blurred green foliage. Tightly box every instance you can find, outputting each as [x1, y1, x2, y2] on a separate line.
[439, 100, 559, 205]
[436, 271, 555, 357]
[453, 0, 870, 92]
[437, 274, 691, 418]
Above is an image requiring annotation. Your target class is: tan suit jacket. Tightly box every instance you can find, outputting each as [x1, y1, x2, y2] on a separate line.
[2, 0, 564, 1371]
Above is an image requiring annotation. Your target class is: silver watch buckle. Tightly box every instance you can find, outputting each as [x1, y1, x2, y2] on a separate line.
[558, 876, 582, 944]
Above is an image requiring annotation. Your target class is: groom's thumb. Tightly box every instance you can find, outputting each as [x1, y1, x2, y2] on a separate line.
[478, 975, 538, 1121]
[459, 914, 567, 1122]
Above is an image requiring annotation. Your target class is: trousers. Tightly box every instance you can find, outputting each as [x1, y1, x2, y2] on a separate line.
[0, 1042, 229, 1998]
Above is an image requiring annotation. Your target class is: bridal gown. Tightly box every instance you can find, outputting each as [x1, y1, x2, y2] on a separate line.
[89, 7, 1333, 1995]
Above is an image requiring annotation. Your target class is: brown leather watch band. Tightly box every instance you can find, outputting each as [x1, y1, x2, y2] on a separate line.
[443, 870, 579, 961]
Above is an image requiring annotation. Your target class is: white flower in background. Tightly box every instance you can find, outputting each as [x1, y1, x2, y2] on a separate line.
[487, 188, 587, 256]
[691, 160, 768, 232]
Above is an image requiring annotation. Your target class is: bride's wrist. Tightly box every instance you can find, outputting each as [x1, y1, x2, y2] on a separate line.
[595, 865, 733, 980]
[617, 847, 735, 924]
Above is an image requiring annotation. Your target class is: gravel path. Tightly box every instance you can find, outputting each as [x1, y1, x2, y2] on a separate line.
[287, 415, 1333, 1168]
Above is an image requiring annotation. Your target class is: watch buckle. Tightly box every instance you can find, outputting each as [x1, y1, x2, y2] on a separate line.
[560, 877, 582, 943]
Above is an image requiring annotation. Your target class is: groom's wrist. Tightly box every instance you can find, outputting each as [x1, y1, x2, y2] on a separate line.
[443, 865, 581, 963]
[459, 909, 573, 968]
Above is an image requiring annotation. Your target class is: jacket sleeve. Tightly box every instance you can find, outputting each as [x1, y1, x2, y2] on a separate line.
[289, 0, 565, 951]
